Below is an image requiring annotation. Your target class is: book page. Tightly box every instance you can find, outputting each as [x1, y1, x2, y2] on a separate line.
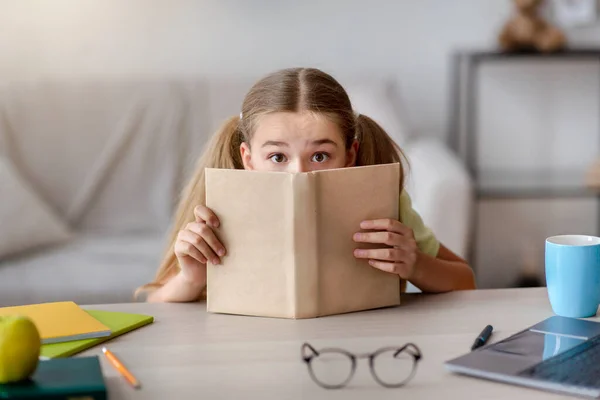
[291, 173, 319, 318]
[205, 168, 295, 318]
[314, 163, 401, 316]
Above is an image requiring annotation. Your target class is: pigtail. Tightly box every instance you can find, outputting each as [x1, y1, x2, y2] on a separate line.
[355, 114, 407, 190]
[135, 115, 243, 300]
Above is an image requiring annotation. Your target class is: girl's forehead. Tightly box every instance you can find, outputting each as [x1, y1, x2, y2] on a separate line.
[253, 112, 343, 143]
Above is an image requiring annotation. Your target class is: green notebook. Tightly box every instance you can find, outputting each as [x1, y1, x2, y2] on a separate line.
[40, 310, 153, 359]
[0, 356, 106, 399]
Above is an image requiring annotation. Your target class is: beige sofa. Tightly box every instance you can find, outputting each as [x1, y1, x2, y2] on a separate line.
[0, 77, 473, 306]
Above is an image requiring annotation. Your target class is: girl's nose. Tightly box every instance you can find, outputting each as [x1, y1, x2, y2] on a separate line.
[288, 159, 309, 173]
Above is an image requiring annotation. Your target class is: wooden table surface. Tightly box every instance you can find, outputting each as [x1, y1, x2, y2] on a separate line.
[81, 288, 584, 400]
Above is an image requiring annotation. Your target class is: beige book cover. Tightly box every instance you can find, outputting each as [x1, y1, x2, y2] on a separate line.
[205, 163, 401, 319]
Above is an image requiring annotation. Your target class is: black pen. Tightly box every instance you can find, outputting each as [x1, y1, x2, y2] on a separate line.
[471, 325, 493, 351]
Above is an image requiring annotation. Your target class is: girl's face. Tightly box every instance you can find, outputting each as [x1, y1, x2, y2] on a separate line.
[240, 112, 358, 173]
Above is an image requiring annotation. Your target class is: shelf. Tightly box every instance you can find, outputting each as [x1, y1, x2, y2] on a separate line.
[477, 169, 600, 199]
[457, 48, 600, 63]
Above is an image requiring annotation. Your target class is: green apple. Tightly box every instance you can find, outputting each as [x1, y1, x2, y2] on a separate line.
[0, 316, 41, 384]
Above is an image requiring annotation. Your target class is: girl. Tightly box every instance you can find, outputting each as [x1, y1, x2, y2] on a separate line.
[139, 67, 476, 303]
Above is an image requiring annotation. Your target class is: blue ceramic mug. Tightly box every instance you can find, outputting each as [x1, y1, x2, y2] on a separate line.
[546, 235, 600, 318]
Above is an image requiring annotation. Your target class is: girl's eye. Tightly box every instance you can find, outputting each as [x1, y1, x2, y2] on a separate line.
[311, 153, 330, 163]
[269, 153, 287, 163]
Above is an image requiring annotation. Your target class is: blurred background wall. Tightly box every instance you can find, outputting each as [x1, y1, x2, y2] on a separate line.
[3, 0, 600, 299]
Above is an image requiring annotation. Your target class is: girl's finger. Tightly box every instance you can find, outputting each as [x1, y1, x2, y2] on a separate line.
[179, 228, 221, 265]
[368, 259, 410, 277]
[354, 248, 404, 262]
[186, 222, 226, 259]
[185, 228, 221, 264]
[353, 231, 403, 247]
[194, 205, 220, 228]
[359, 219, 412, 236]
[175, 235, 207, 264]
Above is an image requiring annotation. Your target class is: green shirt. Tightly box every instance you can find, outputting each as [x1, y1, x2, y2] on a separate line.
[399, 189, 440, 257]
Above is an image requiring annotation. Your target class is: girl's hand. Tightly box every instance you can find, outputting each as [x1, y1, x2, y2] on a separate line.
[174, 205, 227, 284]
[352, 219, 418, 280]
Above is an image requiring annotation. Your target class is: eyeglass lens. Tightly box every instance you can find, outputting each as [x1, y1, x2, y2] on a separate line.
[309, 349, 354, 388]
[371, 348, 416, 387]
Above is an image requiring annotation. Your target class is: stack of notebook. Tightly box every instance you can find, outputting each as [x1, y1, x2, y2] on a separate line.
[0, 301, 154, 358]
[0, 301, 153, 398]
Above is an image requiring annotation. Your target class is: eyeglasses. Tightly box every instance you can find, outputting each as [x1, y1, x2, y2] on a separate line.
[301, 342, 422, 389]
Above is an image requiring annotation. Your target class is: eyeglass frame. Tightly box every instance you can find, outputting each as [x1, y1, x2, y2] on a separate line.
[301, 342, 422, 389]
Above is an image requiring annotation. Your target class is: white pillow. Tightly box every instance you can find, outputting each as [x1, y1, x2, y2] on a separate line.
[0, 159, 72, 259]
[344, 81, 412, 147]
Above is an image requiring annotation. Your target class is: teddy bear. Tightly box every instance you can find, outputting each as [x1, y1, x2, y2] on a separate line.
[498, 0, 567, 53]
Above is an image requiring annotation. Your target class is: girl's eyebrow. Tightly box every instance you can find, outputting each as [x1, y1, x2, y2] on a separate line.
[261, 140, 288, 148]
[311, 139, 338, 147]
[261, 139, 338, 148]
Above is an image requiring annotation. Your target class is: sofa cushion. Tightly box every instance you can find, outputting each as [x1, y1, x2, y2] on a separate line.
[0, 81, 197, 234]
[205, 77, 256, 135]
[0, 158, 72, 260]
[0, 233, 164, 306]
[402, 138, 474, 258]
[343, 80, 412, 147]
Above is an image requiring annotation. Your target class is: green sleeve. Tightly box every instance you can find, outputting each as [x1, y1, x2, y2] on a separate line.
[399, 189, 440, 257]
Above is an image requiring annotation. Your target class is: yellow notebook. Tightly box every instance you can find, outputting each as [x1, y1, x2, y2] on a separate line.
[0, 301, 111, 344]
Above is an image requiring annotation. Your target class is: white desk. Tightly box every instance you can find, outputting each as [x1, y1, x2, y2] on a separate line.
[82, 288, 576, 399]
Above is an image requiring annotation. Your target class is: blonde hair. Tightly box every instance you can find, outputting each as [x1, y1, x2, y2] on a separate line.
[136, 67, 406, 300]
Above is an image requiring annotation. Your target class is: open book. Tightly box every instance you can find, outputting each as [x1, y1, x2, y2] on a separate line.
[205, 163, 401, 319]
